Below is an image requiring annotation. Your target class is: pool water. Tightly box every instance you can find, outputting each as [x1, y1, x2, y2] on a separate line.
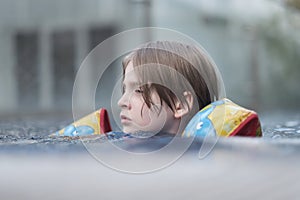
[260, 111, 300, 139]
[1, 111, 300, 145]
[1, 112, 300, 200]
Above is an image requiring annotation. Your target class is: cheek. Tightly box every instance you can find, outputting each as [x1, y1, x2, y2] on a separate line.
[128, 96, 151, 126]
[146, 106, 170, 133]
[137, 103, 152, 126]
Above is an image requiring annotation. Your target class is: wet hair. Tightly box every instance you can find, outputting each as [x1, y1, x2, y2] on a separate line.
[122, 41, 221, 117]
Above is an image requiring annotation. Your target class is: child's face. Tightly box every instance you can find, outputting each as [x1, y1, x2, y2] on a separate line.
[118, 62, 178, 134]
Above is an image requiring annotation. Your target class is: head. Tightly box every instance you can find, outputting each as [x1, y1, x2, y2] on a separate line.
[118, 41, 221, 135]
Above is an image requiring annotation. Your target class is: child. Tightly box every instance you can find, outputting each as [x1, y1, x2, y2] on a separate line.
[118, 41, 221, 136]
[54, 41, 261, 137]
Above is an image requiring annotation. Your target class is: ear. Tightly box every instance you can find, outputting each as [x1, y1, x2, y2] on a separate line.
[174, 91, 194, 119]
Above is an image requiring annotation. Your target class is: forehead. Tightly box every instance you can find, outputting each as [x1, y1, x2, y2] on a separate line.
[123, 61, 139, 84]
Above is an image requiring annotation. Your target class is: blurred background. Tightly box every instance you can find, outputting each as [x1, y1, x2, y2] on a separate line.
[1, 1, 300, 199]
[0, 0, 299, 119]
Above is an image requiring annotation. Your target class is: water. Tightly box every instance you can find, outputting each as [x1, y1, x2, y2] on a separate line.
[260, 111, 300, 139]
[1, 111, 300, 145]
[1, 112, 300, 200]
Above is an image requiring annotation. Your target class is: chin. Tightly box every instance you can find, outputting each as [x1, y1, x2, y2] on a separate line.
[122, 127, 133, 134]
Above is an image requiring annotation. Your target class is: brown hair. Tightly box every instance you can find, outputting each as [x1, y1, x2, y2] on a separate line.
[122, 41, 221, 117]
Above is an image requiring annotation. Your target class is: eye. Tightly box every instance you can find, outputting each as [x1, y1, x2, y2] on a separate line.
[135, 88, 144, 93]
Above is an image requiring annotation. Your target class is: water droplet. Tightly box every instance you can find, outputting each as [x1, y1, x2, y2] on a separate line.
[272, 134, 281, 139]
[274, 128, 295, 132]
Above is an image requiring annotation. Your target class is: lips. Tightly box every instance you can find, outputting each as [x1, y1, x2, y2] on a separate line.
[120, 114, 131, 124]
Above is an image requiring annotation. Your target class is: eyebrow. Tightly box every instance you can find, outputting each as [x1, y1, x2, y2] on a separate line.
[122, 80, 141, 87]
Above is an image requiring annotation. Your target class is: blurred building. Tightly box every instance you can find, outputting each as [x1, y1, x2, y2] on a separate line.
[0, 0, 299, 115]
[0, 0, 131, 114]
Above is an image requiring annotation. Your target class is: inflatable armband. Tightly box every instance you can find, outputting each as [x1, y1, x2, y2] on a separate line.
[182, 99, 262, 137]
[53, 108, 112, 136]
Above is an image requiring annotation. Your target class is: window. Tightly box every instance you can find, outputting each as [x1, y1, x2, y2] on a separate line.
[52, 30, 75, 109]
[14, 31, 39, 109]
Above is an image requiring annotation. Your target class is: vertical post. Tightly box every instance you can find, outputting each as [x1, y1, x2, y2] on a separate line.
[143, 0, 152, 41]
[128, 0, 153, 41]
[39, 27, 53, 111]
[74, 27, 92, 112]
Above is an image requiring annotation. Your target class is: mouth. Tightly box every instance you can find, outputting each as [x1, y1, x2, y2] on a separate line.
[120, 114, 131, 124]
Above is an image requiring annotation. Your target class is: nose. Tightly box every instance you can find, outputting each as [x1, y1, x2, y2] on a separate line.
[118, 92, 131, 109]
